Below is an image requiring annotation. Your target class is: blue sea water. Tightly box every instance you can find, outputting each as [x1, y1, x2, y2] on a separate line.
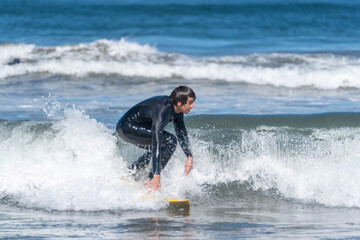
[1, 0, 360, 239]
[2, 0, 360, 55]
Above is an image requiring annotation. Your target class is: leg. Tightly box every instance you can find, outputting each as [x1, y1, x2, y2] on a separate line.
[116, 121, 152, 146]
[149, 131, 177, 178]
[131, 148, 151, 171]
[117, 123, 177, 178]
[117, 122, 153, 172]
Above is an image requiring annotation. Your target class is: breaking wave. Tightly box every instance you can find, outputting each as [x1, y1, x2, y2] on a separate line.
[1, 39, 360, 90]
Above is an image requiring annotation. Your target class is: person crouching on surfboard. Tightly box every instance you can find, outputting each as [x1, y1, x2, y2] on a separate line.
[116, 86, 195, 191]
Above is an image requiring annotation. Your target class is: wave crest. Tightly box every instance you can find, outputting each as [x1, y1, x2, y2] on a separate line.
[1, 39, 360, 89]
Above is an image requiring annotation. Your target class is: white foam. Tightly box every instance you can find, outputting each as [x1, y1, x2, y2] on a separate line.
[1, 39, 360, 89]
[0, 102, 168, 211]
[185, 127, 360, 208]
[2, 100, 360, 209]
[0, 43, 36, 64]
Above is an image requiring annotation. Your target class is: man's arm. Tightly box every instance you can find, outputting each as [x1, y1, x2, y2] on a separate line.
[148, 107, 168, 191]
[173, 113, 192, 158]
[174, 114, 193, 175]
[151, 110, 167, 176]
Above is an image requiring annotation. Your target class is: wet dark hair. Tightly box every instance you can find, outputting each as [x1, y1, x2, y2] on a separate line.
[169, 86, 196, 106]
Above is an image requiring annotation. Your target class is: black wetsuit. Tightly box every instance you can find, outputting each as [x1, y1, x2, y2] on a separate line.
[116, 96, 192, 178]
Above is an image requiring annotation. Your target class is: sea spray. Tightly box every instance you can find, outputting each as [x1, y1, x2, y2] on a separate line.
[180, 123, 360, 208]
[2, 103, 360, 209]
[0, 102, 166, 211]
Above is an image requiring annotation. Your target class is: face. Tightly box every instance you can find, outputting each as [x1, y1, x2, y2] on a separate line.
[177, 97, 195, 114]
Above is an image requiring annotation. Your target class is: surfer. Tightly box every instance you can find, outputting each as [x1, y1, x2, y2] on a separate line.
[116, 86, 195, 191]
[7, 58, 20, 65]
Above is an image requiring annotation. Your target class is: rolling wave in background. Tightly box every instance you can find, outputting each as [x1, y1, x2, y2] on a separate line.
[1, 39, 360, 89]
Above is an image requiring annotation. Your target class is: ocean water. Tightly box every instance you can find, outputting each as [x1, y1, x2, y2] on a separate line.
[1, 0, 360, 239]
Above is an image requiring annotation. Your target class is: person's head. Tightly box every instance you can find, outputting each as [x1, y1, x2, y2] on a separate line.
[169, 86, 196, 114]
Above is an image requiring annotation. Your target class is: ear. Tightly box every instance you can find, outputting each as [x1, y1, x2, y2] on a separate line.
[176, 101, 182, 107]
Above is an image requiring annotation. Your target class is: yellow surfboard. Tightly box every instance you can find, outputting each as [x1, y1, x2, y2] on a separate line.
[167, 199, 190, 208]
[142, 195, 190, 209]
[167, 199, 190, 215]
[115, 178, 190, 213]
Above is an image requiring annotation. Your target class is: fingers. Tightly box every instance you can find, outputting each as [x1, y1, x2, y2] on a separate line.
[145, 176, 161, 191]
[143, 179, 151, 188]
[184, 159, 193, 176]
[150, 184, 160, 191]
[150, 181, 160, 190]
[184, 166, 193, 176]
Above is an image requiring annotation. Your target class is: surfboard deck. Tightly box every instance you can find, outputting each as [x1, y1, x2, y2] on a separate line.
[167, 199, 190, 215]
[114, 177, 190, 211]
[167, 199, 190, 208]
[142, 195, 190, 209]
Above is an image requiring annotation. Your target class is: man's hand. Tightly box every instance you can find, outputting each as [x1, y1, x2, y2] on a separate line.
[184, 156, 193, 176]
[147, 174, 161, 191]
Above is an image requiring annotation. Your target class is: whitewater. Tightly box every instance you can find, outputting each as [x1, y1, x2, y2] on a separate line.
[1, 39, 360, 89]
[2, 101, 360, 213]
[2, 0, 360, 238]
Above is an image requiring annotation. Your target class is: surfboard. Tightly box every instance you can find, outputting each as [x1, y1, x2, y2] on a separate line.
[142, 194, 190, 210]
[114, 177, 190, 211]
[167, 199, 190, 208]
[167, 199, 190, 215]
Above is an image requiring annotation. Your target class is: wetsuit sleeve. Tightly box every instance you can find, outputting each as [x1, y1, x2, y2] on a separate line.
[151, 107, 168, 175]
[174, 113, 192, 158]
